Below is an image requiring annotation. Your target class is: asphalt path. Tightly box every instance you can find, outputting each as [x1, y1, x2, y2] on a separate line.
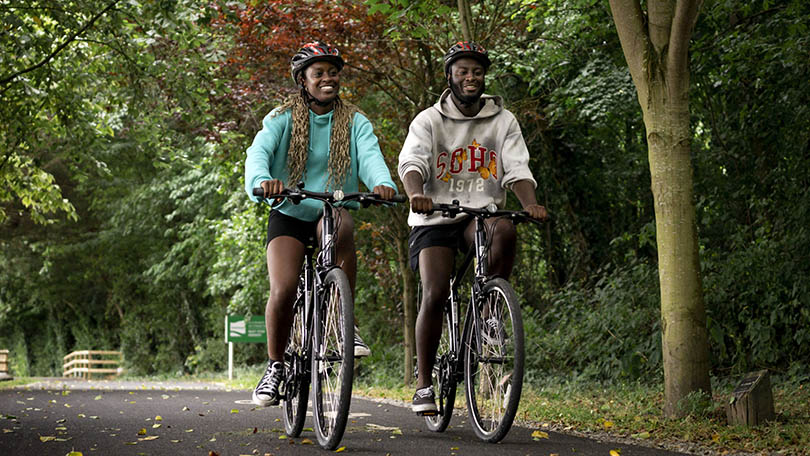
[1, 379, 690, 456]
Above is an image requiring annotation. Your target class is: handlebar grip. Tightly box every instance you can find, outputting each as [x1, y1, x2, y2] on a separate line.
[252, 187, 265, 197]
[392, 194, 407, 203]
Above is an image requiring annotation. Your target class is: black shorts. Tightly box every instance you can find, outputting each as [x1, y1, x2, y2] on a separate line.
[266, 210, 317, 247]
[408, 218, 471, 271]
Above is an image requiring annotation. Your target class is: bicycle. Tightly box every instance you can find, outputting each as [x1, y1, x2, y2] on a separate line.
[252, 185, 405, 450]
[418, 200, 542, 443]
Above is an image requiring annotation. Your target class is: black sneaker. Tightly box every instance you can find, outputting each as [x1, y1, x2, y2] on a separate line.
[252, 361, 284, 407]
[353, 328, 371, 358]
[412, 386, 437, 415]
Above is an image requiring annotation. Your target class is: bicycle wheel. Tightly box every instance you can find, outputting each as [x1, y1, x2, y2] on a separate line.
[425, 298, 457, 432]
[311, 268, 354, 450]
[463, 278, 524, 443]
[282, 284, 310, 437]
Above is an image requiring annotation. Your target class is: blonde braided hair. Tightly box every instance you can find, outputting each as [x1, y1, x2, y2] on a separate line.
[273, 93, 360, 190]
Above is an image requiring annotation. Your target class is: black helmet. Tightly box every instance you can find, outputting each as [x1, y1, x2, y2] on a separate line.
[443, 41, 491, 75]
[290, 42, 344, 84]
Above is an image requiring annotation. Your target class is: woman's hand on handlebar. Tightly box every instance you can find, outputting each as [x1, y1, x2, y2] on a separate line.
[409, 193, 434, 214]
[260, 179, 284, 202]
[372, 185, 396, 201]
[523, 203, 548, 221]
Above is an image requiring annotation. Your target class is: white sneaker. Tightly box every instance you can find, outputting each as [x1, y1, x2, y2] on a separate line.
[353, 328, 371, 358]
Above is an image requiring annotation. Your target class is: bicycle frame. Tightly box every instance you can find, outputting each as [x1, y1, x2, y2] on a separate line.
[290, 202, 341, 393]
[444, 215, 491, 384]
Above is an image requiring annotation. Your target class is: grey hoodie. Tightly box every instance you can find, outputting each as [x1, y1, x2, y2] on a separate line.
[398, 89, 537, 226]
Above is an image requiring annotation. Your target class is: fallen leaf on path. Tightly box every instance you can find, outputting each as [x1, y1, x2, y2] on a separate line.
[335, 447, 346, 453]
[66, 452, 83, 456]
[155, 415, 163, 421]
[137, 428, 147, 435]
[230, 409, 239, 414]
[301, 438, 314, 444]
[531, 430, 549, 439]
[39, 435, 56, 442]
[138, 435, 159, 441]
[610, 450, 621, 456]
[94, 395, 102, 401]
[152, 424, 161, 429]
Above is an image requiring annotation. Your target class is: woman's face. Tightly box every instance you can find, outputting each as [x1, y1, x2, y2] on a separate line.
[300, 61, 340, 105]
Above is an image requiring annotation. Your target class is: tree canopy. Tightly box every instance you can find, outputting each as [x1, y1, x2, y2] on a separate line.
[1, 0, 808, 397]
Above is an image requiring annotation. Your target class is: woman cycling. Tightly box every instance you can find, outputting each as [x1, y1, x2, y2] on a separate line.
[245, 41, 397, 407]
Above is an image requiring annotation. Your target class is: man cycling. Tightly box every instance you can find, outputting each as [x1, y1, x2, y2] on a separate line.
[245, 42, 397, 407]
[397, 41, 547, 415]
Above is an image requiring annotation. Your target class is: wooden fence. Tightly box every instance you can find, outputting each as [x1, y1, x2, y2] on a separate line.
[62, 350, 123, 379]
[0, 349, 10, 380]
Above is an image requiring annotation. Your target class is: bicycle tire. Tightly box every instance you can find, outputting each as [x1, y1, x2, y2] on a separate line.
[311, 268, 354, 450]
[463, 278, 524, 443]
[283, 287, 310, 437]
[425, 298, 457, 432]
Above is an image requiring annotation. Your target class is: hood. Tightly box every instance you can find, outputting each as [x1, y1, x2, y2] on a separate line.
[433, 88, 503, 120]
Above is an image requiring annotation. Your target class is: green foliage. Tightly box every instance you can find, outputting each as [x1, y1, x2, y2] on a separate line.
[526, 260, 662, 384]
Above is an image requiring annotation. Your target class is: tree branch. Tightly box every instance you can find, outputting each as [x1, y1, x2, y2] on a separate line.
[0, 0, 121, 86]
[668, 0, 703, 85]
[608, 0, 649, 99]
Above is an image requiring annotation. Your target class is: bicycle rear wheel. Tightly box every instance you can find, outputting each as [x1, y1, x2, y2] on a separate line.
[311, 268, 354, 450]
[463, 278, 524, 443]
[283, 285, 310, 437]
[425, 298, 457, 432]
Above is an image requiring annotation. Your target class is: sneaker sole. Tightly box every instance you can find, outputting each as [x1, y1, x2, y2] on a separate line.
[354, 346, 371, 358]
[252, 391, 279, 407]
[412, 403, 438, 414]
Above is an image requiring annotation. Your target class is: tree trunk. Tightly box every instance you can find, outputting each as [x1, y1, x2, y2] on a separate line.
[397, 236, 417, 385]
[609, 0, 711, 417]
[457, 0, 473, 42]
[646, 79, 712, 416]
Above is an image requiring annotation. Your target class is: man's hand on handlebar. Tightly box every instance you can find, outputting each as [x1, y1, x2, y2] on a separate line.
[523, 203, 548, 221]
[409, 193, 434, 214]
[372, 185, 396, 201]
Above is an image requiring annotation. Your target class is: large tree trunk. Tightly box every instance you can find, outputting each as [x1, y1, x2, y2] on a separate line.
[609, 0, 711, 416]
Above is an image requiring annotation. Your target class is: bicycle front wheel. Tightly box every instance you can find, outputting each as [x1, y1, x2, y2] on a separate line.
[311, 268, 354, 450]
[425, 298, 457, 432]
[463, 278, 524, 443]
[283, 287, 309, 437]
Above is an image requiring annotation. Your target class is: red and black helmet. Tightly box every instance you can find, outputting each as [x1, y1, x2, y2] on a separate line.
[290, 41, 345, 84]
[443, 41, 491, 74]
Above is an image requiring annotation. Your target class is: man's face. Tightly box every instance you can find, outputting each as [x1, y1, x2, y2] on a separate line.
[448, 57, 486, 104]
[300, 61, 340, 104]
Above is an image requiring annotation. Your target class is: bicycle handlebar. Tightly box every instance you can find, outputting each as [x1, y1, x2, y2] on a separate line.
[252, 186, 407, 206]
[429, 200, 545, 226]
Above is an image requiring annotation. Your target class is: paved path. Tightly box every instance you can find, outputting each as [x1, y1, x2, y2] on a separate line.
[1, 379, 690, 455]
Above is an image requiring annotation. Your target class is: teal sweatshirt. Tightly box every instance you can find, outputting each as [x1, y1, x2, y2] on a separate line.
[245, 108, 397, 222]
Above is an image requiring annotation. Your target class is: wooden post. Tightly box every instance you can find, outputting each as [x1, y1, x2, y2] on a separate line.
[726, 369, 775, 426]
[0, 349, 12, 381]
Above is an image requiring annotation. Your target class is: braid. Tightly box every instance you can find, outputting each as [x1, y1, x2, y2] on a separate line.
[272, 93, 360, 190]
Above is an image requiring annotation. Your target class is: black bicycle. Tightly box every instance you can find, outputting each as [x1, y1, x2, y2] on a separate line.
[420, 200, 542, 443]
[253, 185, 404, 450]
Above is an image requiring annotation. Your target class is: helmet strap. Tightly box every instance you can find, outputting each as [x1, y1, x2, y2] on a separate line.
[301, 87, 334, 108]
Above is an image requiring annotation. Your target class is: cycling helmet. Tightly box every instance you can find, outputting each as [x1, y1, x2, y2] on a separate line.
[290, 42, 344, 84]
[443, 41, 491, 75]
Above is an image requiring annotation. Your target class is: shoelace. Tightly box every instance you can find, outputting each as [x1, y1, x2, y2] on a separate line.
[415, 388, 433, 399]
[258, 363, 283, 393]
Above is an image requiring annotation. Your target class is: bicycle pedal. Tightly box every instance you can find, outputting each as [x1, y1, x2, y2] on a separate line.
[417, 410, 438, 417]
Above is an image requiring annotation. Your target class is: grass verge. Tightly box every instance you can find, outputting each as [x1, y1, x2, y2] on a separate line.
[352, 378, 809, 456]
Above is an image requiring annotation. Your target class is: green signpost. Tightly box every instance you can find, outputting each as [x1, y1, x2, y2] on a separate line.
[225, 315, 266, 379]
